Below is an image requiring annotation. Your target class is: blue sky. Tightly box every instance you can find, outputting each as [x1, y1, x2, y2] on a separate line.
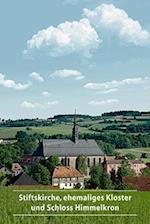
[0, 0, 150, 119]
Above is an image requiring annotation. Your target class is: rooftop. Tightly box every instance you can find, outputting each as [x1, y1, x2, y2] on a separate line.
[33, 139, 104, 157]
[10, 173, 38, 185]
[53, 166, 83, 178]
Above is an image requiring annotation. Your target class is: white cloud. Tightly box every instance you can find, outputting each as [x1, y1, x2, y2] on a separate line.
[84, 4, 150, 46]
[21, 100, 59, 109]
[50, 69, 85, 80]
[84, 77, 147, 90]
[89, 99, 119, 106]
[29, 72, 44, 82]
[21, 101, 41, 109]
[46, 101, 59, 105]
[74, 75, 85, 80]
[24, 19, 101, 57]
[96, 88, 118, 94]
[42, 91, 51, 97]
[0, 73, 31, 90]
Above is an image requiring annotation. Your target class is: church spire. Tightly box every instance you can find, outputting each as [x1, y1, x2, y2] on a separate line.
[72, 109, 78, 143]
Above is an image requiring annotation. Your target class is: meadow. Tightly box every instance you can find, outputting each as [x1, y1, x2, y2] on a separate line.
[0, 124, 93, 139]
[116, 147, 150, 162]
[0, 187, 150, 224]
[0, 119, 147, 140]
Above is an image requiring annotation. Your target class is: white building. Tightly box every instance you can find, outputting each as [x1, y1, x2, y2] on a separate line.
[52, 166, 84, 189]
[11, 163, 23, 176]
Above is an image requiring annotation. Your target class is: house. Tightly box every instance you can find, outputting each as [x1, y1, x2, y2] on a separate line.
[11, 163, 23, 176]
[0, 166, 11, 176]
[52, 166, 84, 189]
[20, 155, 33, 167]
[9, 173, 38, 186]
[33, 113, 104, 172]
[103, 158, 146, 175]
[123, 176, 150, 191]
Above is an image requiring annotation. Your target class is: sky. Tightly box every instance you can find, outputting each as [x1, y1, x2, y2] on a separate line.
[0, 0, 150, 119]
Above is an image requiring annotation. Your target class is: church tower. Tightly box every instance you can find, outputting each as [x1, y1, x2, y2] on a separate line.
[72, 110, 78, 143]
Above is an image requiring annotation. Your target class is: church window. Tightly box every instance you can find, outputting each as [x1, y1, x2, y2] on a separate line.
[93, 158, 96, 166]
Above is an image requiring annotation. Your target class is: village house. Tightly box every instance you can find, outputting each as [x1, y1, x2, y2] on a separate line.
[33, 113, 105, 174]
[103, 158, 147, 175]
[19, 154, 33, 167]
[11, 163, 23, 176]
[9, 172, 38, 186]
[0, 166, 11, 176]
[52, 166, 84, 189]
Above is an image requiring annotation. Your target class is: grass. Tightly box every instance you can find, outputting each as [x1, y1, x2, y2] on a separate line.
[0, 186, 150, 224]
[0, 124, 93, 139]
[116, 147, 150, 162]
[0, 119, 148, 139]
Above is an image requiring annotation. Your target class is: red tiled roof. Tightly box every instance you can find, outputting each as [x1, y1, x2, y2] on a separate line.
[53, 166, 83, 178]
[123, 176, 150, 191]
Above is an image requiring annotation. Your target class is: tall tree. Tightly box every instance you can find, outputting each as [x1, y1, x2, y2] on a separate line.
[118, 160, 135, 177]
[16, 131, 37, 154]
[141, 168, 150, 177]
[76, 156, 87, 175]
[31, 163, 50, 185]
[100, 173, 113, 189]
[90, 165, 103, 189]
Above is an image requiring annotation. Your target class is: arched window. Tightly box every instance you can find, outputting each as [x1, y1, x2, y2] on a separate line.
[88, 158, 90, 167]
[61, 158, 66, 166]
[99, 158, 101, 164]
[65, 157, 67, 166]
[93, 158, 96, 166]
[68, 158, 70, 166]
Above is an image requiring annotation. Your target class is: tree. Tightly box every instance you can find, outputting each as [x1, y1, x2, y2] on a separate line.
[31, 163, 50, 185]
[124, 153, 136, 160]
[74, 183, 81, 189]
[39, 155, 60, 183]
[141, 168, 150, 177]
[110, 169, 116, 185]
[110, 168, 124, 189]
[16, 131, 28, 141]
[47, 155, 60, 173]
[100, 173, 113, 189]
[118, 160, 135, 177]
[90, 165, 103, 189]
[76, 156, 87, 175]
[15, 131, 37, 154]
[0, 144, 22, 168]
[97, 141, 115, 156]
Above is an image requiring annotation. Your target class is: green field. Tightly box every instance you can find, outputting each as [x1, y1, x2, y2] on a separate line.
[116, 148, 150, 162]
[0, 124, 93, 139]
[0, 187, 150, 224]
[0, 119, 148, 139]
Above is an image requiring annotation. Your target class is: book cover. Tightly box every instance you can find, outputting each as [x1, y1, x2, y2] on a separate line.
[0, 1, 150, 224]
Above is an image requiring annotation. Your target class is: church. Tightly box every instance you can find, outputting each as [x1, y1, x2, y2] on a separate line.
[32, 113, 105, 170]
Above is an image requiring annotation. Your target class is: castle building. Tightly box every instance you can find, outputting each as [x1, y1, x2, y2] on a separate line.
[33, 113, 104, 171]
